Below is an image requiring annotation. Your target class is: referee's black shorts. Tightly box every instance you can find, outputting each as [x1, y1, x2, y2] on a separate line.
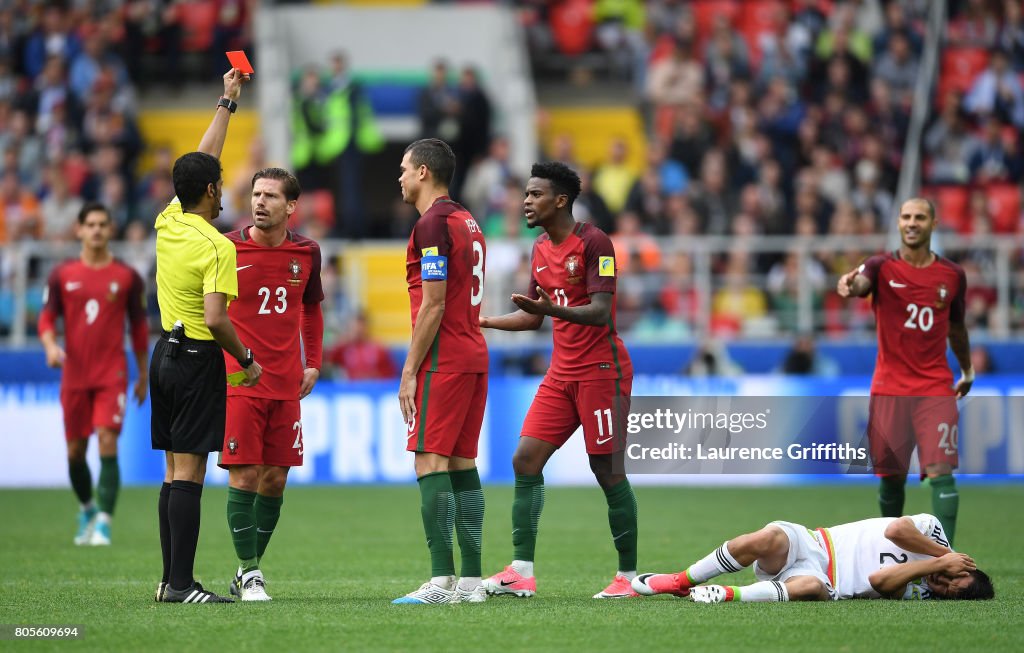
[150, 334, 226, 454]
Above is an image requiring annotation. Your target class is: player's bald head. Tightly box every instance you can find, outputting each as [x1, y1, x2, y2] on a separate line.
[900, 197, 935, 220]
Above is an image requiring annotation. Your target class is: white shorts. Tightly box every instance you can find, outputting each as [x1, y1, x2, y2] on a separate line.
[753, 521, 838, 601]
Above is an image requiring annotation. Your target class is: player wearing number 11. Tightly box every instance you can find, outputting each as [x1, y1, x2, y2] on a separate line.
[480, 162, 638, 599]
[837, 197, 973, 546]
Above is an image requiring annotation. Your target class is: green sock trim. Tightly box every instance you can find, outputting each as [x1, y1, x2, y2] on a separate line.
[604, 479, 638, 572]
[254, 493, 284, 563]
[97, 456, 120, 516]
[512, 473, 545, 563]
[729, 586, 741, 602]
[418, 472, 455, 577]
[878, 476, 906, 518]
[929, 474, 959, 547]
[227, 487, 258, 569]
[68, 460, 93, 505]
[450, 468, 484, 578]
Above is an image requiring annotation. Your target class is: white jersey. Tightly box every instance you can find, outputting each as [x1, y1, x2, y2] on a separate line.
[820, 513, 951, 599]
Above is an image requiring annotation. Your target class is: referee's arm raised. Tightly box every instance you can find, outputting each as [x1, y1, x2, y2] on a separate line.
[203, 67, 261, 385]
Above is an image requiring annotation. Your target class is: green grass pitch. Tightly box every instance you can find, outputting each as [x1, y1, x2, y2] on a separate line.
[2, 484, 1022, 652]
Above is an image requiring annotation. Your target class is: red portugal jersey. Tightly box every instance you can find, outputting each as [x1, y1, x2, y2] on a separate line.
[860, 252, 966, 396]
[529, 222, 633, 381]
[225, 228, 324, 400]
[39, 259, 147, 390]
[405, 197, 488, 374]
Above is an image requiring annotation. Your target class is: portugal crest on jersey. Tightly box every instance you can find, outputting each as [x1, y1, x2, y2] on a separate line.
[288, 258, 302, 286]
[936, 283, 948, 309]
[565, 255, 582, 285]
[107, 281, 119, 302]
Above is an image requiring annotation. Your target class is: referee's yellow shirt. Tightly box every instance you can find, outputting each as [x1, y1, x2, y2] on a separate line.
[154, 199, 238, 340]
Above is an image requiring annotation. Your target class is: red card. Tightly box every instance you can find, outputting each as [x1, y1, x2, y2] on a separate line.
[226, 50, 254, 74]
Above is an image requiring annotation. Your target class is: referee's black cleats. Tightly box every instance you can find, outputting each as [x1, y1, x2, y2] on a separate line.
[161, 581, 234, 603]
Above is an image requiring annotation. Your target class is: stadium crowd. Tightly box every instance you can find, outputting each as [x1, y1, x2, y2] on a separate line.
[2, 0, 1023, 361]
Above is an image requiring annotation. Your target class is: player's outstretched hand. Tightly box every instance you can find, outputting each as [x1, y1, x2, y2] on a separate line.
[836, 270, 858, 298]
[511, 286, 554, 316]
[399, 371, 417, 426]
[937, 552, 976, 577]
[44, 344, 66, 368]
[241, 360, 263, 387]
[223, 67, 249, 102]
[299, 367, 320, 399]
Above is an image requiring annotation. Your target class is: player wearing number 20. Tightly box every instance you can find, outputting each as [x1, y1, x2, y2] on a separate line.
[394, 138, 489, 605]
[837, 197, 973, 546]
[219, 167, 324, 601]
[38, 202, 149, 547]
[480, 162, 638, 600]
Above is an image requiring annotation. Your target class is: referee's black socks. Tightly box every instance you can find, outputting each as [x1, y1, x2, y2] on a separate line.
[158, 482, 172, 584]
[168, 480, 204, 591]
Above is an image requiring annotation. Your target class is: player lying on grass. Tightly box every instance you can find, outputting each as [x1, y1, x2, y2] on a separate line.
[632, 513, 993, 602]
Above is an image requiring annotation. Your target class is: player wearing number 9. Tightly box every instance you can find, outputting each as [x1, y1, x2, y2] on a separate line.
[393, 138, 489, 605]
[39, 202, 149, 547]
[218, 167, 324, 601]
[837, 197, 973, 546]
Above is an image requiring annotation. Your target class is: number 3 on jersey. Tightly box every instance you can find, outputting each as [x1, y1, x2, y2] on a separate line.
[471, 240, 484, 307]
[258, 286, 288, 314]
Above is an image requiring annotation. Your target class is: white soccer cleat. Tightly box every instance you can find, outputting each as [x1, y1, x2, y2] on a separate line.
[74, 506, 97, 545]
[690, 585, 728, 604]
[452, 583, 487, 603]
[89, 520, 111, 546]
[392, 581, 456, 605]
[238, 570, 272, 601]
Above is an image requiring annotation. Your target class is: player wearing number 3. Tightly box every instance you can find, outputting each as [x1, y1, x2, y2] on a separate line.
[481, 162, 638, 599]
[837, 197, 973, 546]
[39, 202, 148, 547]
[394, 139, 489, 605]
[219, 167, 324, 601]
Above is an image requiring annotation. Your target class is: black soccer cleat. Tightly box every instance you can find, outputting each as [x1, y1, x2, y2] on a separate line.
[161, 581, 234, 603]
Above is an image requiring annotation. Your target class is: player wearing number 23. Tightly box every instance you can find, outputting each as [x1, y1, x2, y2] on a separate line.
[837, 197, 973, 546]
[219, 167, 324, 601]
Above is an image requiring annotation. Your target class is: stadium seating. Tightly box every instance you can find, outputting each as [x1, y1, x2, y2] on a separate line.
[985, 183, 1022, 233]
[737, 0, 786, 67]
[937, 47, 989, 101]
[550, 0, 595, 57]
[178, 1, 218, 53]
[922, 185, 969, 233]
[691, 1, 740, 41]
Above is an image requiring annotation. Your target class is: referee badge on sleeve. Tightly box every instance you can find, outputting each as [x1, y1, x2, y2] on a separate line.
[599, 256, 616, 277]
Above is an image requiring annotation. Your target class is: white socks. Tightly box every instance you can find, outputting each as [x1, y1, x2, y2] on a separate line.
[687, 541, 744, 583]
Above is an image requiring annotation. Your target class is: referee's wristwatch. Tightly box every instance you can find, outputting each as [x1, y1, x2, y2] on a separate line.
[217, 96, 238, 114]
[237, 348, 254, 369]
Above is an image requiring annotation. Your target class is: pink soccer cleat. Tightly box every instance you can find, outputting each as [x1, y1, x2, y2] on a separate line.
[593, 574, 640, 599]
[631, 572, 693, 597]
[481, 566, 537, 597]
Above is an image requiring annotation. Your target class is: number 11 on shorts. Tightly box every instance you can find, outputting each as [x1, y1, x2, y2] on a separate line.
[594, 408, 613, 437]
